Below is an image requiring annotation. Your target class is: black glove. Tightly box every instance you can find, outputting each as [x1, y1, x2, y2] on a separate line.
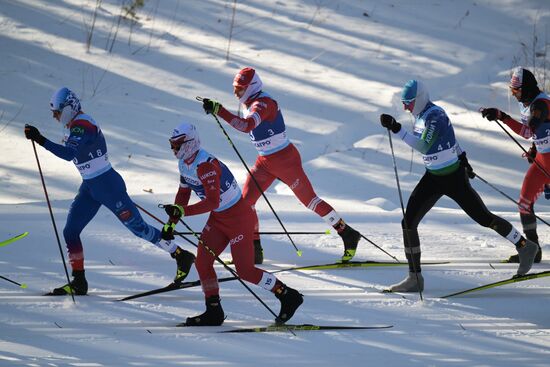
[458, 152, 475, 179]
[380, 114, 401, 133]
[480, 108, 509, 122]
[202, 98, 222, 115]
[163, 204, 185, 223]
[544, 184, 550, 200]
[161, 222, 175, 241]
[24, 124, 46, 146]
[523, 143, 537, 164]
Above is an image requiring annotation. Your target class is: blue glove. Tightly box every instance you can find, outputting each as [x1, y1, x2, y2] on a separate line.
[544, 185, 550, 200]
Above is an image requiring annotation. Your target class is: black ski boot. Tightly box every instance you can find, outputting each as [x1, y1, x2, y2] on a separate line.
[185, 295, 225, 326]
[274, 284, 303, 324]
[50, 270, 88, 296]
[171, 247, 195, 284]
[254, 239, 264, 265]
[339, 224, 361, 262]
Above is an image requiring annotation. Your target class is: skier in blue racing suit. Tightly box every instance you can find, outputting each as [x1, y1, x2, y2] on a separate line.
[24, 87, 195, 295]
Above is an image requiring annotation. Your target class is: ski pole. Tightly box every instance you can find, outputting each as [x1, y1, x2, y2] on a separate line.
[359, 233, 401, 263]
[30, 140, 75, 303]
[493, 119, 550, 179]
[196, 96, 302, 258]
[0, 274, 27, 289]
[387, 129, 423, 301]
[474, 173, 550, 227]
[174, 227, 399, 262]
[174, 230, 331, 236]
[134, 203, 199, 247]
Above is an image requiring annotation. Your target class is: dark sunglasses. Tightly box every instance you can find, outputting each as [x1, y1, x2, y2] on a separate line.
[169, 136, 194, 150]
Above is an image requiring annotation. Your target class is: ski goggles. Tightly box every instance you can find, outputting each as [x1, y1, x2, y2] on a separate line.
[169, 135, 194, 151]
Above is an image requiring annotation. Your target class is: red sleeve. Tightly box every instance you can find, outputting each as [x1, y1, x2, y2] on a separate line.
[502, 114, 532, 139]
[183, 160, 221, 216]
[217, 97, 278, 133]
[174, 186, 191, 206]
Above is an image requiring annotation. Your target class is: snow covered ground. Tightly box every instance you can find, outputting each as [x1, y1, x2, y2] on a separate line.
[1, 0, 550, 365]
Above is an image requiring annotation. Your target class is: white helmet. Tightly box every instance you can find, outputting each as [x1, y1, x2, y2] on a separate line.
[50, 87, 81, 125]
[170, 122, 201, 160]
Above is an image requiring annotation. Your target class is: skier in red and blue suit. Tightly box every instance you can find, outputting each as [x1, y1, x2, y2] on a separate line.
[163, 122, 303, 326]
[481, 67, 549, 263]
[24, 87, 195, 296]
[201, 67, 361, 264]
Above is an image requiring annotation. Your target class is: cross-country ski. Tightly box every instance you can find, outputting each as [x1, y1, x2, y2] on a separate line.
[220, 324, 394, 333]
[118, 260, 449, 301]
[0, 232, 29, 247]
[441, 270, 550, 298]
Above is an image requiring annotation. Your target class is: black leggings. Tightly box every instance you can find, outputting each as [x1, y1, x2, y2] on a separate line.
[402, 166, 513, 272]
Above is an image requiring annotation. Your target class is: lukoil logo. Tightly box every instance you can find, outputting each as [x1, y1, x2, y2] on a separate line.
[200, 171, 216, 180]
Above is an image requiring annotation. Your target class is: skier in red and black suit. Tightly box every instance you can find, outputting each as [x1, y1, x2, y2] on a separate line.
[164, 122, 302, 326]
[201, 67, 361, 264]
[380, 79, 537, 292]
[481, 67, 549, 263]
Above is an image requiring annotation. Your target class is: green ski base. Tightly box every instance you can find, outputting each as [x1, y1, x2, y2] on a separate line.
[0, 232, 29, 247]
[270, 260, 448, 273]
[441, 270, 550, 298]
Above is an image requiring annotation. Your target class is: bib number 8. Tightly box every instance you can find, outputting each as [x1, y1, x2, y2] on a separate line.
[88, 149, 103, 159]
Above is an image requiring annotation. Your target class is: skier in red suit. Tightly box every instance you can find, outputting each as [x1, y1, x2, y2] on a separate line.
[481, 67, 549, 263]
[164, 122, 303, 326]
[202, 67, 361, 264]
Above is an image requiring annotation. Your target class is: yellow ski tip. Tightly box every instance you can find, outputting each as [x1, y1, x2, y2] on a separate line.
[20, 283, 27, 289]
[324, 229, 331, 234]
[296, 250, 303, 257]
